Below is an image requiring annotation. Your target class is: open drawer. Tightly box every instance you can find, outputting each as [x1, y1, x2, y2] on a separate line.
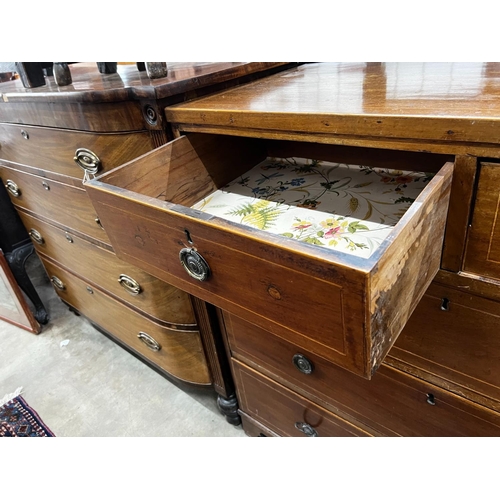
[85, 134, 453, 379]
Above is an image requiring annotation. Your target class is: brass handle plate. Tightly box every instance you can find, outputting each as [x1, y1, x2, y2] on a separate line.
[292, 354, 314, 375]
[5, 180, 20, 197]
[74, 148, 101, 174]
[137, 332, 161, 351]
[179, 248, 211, 281]
[118, 274, 142, 295]
[295, 422, 318, 437]
[51, 276, 65, 290]
[29, 228, 44, 245]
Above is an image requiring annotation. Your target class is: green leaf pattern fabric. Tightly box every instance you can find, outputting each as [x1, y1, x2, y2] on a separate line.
[191, 157, 433, 258]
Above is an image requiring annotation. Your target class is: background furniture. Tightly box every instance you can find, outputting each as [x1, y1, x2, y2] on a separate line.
[0, 62, 294, 423]
[87, 62, 500, 436]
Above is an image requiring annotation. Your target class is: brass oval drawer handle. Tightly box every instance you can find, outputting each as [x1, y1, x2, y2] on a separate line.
[295, 422, 318, 437]
[5, 179, 20, 197]
[29, 228, 44, 245]
[118, 274, 142, 295]
[292, 354, 314, 375]
[74, 148, 101, 174]
[179, 248, 211, 282]
[137, 332, 161, 351]
[50, 276, 66, 290]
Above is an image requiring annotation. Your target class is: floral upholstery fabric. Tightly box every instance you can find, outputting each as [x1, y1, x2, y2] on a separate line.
[191, 157, 433, 258]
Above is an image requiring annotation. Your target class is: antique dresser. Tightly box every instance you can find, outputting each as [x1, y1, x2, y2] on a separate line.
[0, 62, 294, 423]
[85, 62, 500, 436]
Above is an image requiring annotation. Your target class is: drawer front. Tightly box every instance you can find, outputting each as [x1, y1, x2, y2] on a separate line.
[240, 413, 280, 437]
[18, 211, 196, 327]
[0, 164, 110, 245]
[86, 134, 454, 378]
[225, 313, 500, 436]
[232, 361, 372, 437]
[41, 257, 211, 385]
[388, 283, 500, 409]
[0, 123, 154, 180]
[464, 162, 500, 280]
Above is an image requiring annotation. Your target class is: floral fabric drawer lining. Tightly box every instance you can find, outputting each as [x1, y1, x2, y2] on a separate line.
[191, 157, 433, 258]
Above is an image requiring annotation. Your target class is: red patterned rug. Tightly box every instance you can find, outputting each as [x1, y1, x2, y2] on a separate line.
[0, 389, 54, 437]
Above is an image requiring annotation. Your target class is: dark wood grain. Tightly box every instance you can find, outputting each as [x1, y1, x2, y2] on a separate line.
[232, 360, 372, 437]
[226, 313, 500, 436]
[387, 282, 500, 411]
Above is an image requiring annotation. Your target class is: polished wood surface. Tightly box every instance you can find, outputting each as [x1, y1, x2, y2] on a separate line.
[0, 165, 111, 245]
[166, 62, 500, 155]
[86, 135, 452, 378]
[17, 210, 197, 327]
[0, 124, 154, 180]
[225, 313, 500, 436]
[0, 63, 293, 133]
[388, 282, 500, 411]
[0, 63, 292, 103]
[40, 256, 211, 385]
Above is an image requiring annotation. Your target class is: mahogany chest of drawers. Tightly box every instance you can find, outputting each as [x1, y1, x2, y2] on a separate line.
[85, 62, 500, 436]
[0, 62, 294, 421]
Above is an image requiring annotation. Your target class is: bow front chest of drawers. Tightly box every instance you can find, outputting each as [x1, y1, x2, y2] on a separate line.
[0, 62, 294, 421]
[86, 62, 500, 436]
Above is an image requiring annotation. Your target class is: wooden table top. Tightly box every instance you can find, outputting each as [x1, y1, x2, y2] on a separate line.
[0, 62, 291, 103]
[166, 62, 500, 150]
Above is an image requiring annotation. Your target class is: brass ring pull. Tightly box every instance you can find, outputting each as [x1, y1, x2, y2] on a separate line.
[50, 276, 66, 290]
[118, 274, 142, 295]
[295, 422, 318, 437]
[29, 229, 44, 245]
[5, 180, 20, 197]
[74, 148, 101, 174]
[292, 354, 314, 375]
[137, 332, 161, 351]
[179, 248, 211, 281]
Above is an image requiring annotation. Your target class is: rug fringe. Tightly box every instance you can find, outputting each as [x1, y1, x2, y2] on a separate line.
[0, 387, 23, 407]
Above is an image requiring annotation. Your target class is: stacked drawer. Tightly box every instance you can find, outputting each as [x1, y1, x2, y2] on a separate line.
[0, 123, 211, 386]
[222, 310, 500, 436]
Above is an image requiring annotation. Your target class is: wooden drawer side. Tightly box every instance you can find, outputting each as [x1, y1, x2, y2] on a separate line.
[368, 162, 454, 375]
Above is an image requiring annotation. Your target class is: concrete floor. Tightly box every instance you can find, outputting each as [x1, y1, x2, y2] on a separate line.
[0, 254, 245, 437]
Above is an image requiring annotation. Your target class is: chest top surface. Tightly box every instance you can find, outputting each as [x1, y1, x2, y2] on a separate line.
[165, 62, 500, 147]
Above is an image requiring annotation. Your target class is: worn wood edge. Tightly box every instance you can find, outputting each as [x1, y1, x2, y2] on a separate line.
[441, 155, 478, 272]
[367, 162, 454, 375]
[170, 123, 500, 157]
[166, 108, 500, 146]
[385, 355, 500, 413]
[86, 177, 374, 276]
[435, 269, 500, 303]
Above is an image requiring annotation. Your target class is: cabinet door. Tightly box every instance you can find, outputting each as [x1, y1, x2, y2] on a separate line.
[464, 162, 500, 279]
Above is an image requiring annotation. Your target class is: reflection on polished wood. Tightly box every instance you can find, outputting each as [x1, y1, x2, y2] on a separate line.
[0, 62, 291, 102]
[166, 62, 500, 149]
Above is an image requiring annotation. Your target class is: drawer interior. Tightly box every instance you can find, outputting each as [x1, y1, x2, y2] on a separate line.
[86, 134, 453, 378]
[99, 134, 448, 259]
